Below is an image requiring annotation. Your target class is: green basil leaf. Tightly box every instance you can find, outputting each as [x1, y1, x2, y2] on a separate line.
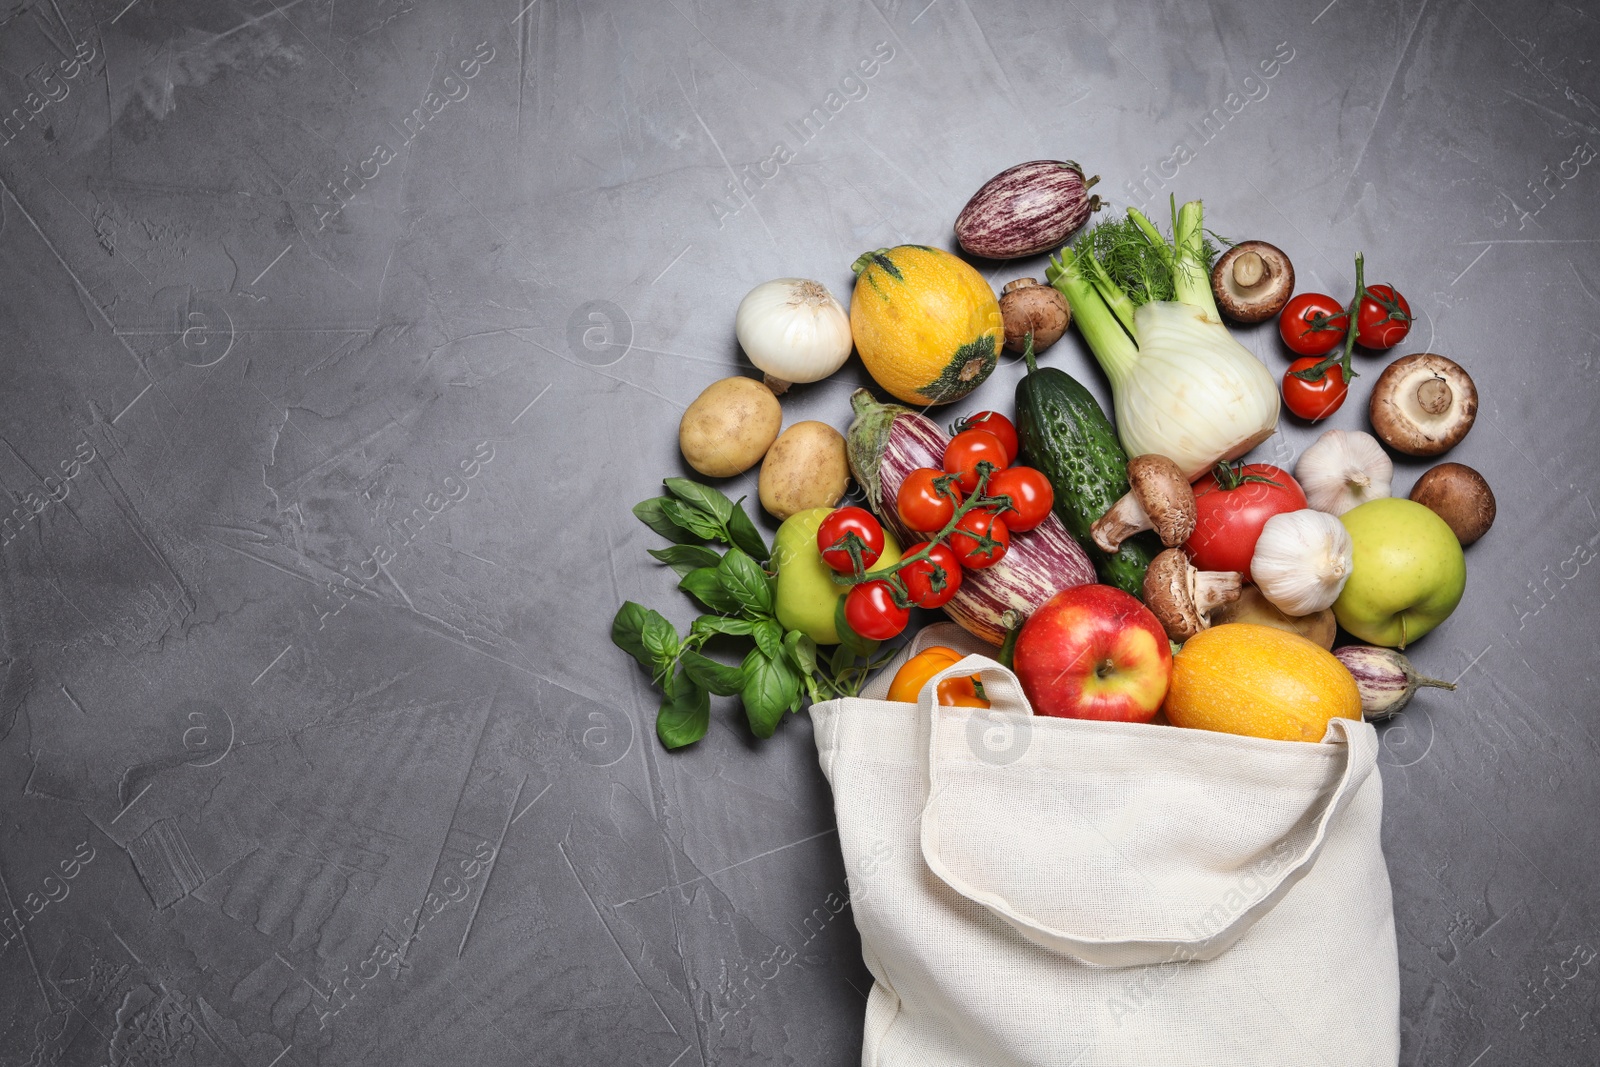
[752, 618, 783, 661]
[647, 544, 723, 577]
[679, 649, 747, 697]
[611, 601, 653, 668]
[740, 649, 800, 739]
[725, 498, 770, 562]
[634, 498, 700, 544]
[784, 630, 819, 678]
[679, 567, 743, 614]
[829, 642, 854, 675]
[663, 478, 735, 524]
[690, 615, 756, 641]
[640, 612, 680, 677]
[717, 548, 774, 616]
[657, 667, 710, 748]
[834, 595, 880, 660]
[660, 499, 725, 541]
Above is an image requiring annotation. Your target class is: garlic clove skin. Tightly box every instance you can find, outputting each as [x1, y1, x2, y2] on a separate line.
[736, 279, 854, 389]
[1250, 509, 1355, 616]
[1294, 429, 1393, 516]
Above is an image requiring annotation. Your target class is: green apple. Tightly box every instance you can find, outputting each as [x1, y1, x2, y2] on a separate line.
[773, 507, 901, 645]
[1334, 498, 1466, 648]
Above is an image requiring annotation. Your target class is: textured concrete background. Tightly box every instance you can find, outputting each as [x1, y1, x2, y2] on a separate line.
[0, 0, 1596, 1064]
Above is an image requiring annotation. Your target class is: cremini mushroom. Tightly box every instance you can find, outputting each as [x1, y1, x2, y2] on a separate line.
[1091, 454, 1196, 552]
[1368, 353, 1477, 456]
[999, 278, 1070, 353]
[1409, 462, 1496, 545]
[1142, 548, 1243, 642]
[1210, 241, 1295, 323]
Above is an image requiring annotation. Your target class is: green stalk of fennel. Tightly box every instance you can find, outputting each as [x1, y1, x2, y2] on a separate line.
[1045, 199, 1280, 479]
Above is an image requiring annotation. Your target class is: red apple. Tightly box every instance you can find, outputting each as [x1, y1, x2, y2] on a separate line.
[1013, 584, 1172, 722]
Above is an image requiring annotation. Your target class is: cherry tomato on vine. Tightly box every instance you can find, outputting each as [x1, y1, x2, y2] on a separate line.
[816, 507, 884, 574]
[1278, 293, 1349, 357]
[899, 542, 965, 609]
[1282, 357, 1350, 422]
[896, 467, 963, 533]
[950, 511, 1010, 569]
[953, 411, 1018, 465]
[984, 466, 1054, 532]
[844, 580, 909, 641]
[1355, 283, 1411, 350]
[943, 429, 1009, 494]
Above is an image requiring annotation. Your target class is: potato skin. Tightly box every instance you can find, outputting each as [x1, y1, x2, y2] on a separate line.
[758, 421, 849, 520]
[678, 377, 782, 477]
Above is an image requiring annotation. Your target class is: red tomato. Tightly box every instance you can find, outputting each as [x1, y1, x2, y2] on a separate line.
[816, 507, 884, 574]
[899, 542, 964, 608]
[844, 580, 909, 641]
[953, 411, 1018, 465]
[1355, 283, 1411, 349]
[943, 429, 1009, 494]
[896, 467, 963, 533]
[984, 466, 1054, 532]
[1185, 464, 1309, 579]
[1278, 293, 1349, 357]
[1282, 357, 1349, 421]
[950, 511, 1010, 569]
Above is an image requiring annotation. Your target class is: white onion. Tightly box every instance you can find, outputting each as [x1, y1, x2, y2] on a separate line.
[735, 278, 852, 392]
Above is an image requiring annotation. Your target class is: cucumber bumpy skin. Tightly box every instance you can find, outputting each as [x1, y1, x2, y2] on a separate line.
[1014, 349, 1158, 595]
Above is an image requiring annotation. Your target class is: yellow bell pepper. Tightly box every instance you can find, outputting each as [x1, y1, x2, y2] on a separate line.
[887, 646, 990, 707]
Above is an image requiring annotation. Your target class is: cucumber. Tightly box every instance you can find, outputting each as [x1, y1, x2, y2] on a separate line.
[1014, 346, 1159, 595]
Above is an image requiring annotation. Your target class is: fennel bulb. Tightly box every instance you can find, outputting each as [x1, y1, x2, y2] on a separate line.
[1047, 200, 1279, 479]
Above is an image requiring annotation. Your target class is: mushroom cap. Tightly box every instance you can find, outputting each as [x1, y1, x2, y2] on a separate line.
[1126, 454, 1197, 546]
[1210, 241, 1295, 324]
[1368, 353, 1478, 456]
[999, 280, 1070, 352]
[1409, 462, 1495, 545]
[1143, 548, 1204, 641]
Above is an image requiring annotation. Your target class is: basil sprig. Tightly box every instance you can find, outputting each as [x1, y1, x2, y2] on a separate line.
[613, 478, 895, 748]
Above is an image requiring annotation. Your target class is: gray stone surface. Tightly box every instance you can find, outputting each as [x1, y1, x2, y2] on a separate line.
[0, 0, 1595, 1064]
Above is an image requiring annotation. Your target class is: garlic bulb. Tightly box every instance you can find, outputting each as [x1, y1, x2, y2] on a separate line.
[735, 279, 853, 394]
[1294, 429, 1392, 515]
[1250, 509, 1354, 616]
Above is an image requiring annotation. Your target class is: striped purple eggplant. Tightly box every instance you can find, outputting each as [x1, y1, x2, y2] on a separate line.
[954, 160, 1101, 260]
[1332, 646, 1456, 721]
[846, 389, 1095, 645]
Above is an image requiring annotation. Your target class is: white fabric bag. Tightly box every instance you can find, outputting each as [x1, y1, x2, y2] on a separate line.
[810, 622, 1399, 1067]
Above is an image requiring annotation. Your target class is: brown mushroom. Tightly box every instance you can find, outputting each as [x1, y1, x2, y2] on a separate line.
[1142, 549, 1243, 642]
[1090, 455, 1196, 552]
[1210, 241, 1295, 323]
[1409, 462, 1495, 545]
[1368, 353, 1477, 456]
[999, 278, 1070, 353]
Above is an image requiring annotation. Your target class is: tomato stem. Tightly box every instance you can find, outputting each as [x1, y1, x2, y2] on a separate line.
[1291, 252, 1369, 384]
[839, 463, 1007, 588]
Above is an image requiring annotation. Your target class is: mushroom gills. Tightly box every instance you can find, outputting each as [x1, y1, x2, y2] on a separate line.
[1368, 352, 1478, 457]
[1090, 454, 1197, 552]
[1143, 547, 1243, 642]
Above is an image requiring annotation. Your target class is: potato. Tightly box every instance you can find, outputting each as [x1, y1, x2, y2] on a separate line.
[1211, 585, 1336, 649]
[678, 377, 782, 478]
[759, 421, 849, 520]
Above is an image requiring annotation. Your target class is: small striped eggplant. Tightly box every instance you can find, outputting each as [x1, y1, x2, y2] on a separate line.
[846, 389, 1095, 645]
[954, 160, 1101, 260]
[1333, 646, 1456, 722]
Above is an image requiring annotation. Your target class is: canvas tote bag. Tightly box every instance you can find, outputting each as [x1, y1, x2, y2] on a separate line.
[810, 622, 1399, 1067]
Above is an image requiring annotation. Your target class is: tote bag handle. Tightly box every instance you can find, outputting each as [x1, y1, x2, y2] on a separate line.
[916, 654, 1378, 967]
